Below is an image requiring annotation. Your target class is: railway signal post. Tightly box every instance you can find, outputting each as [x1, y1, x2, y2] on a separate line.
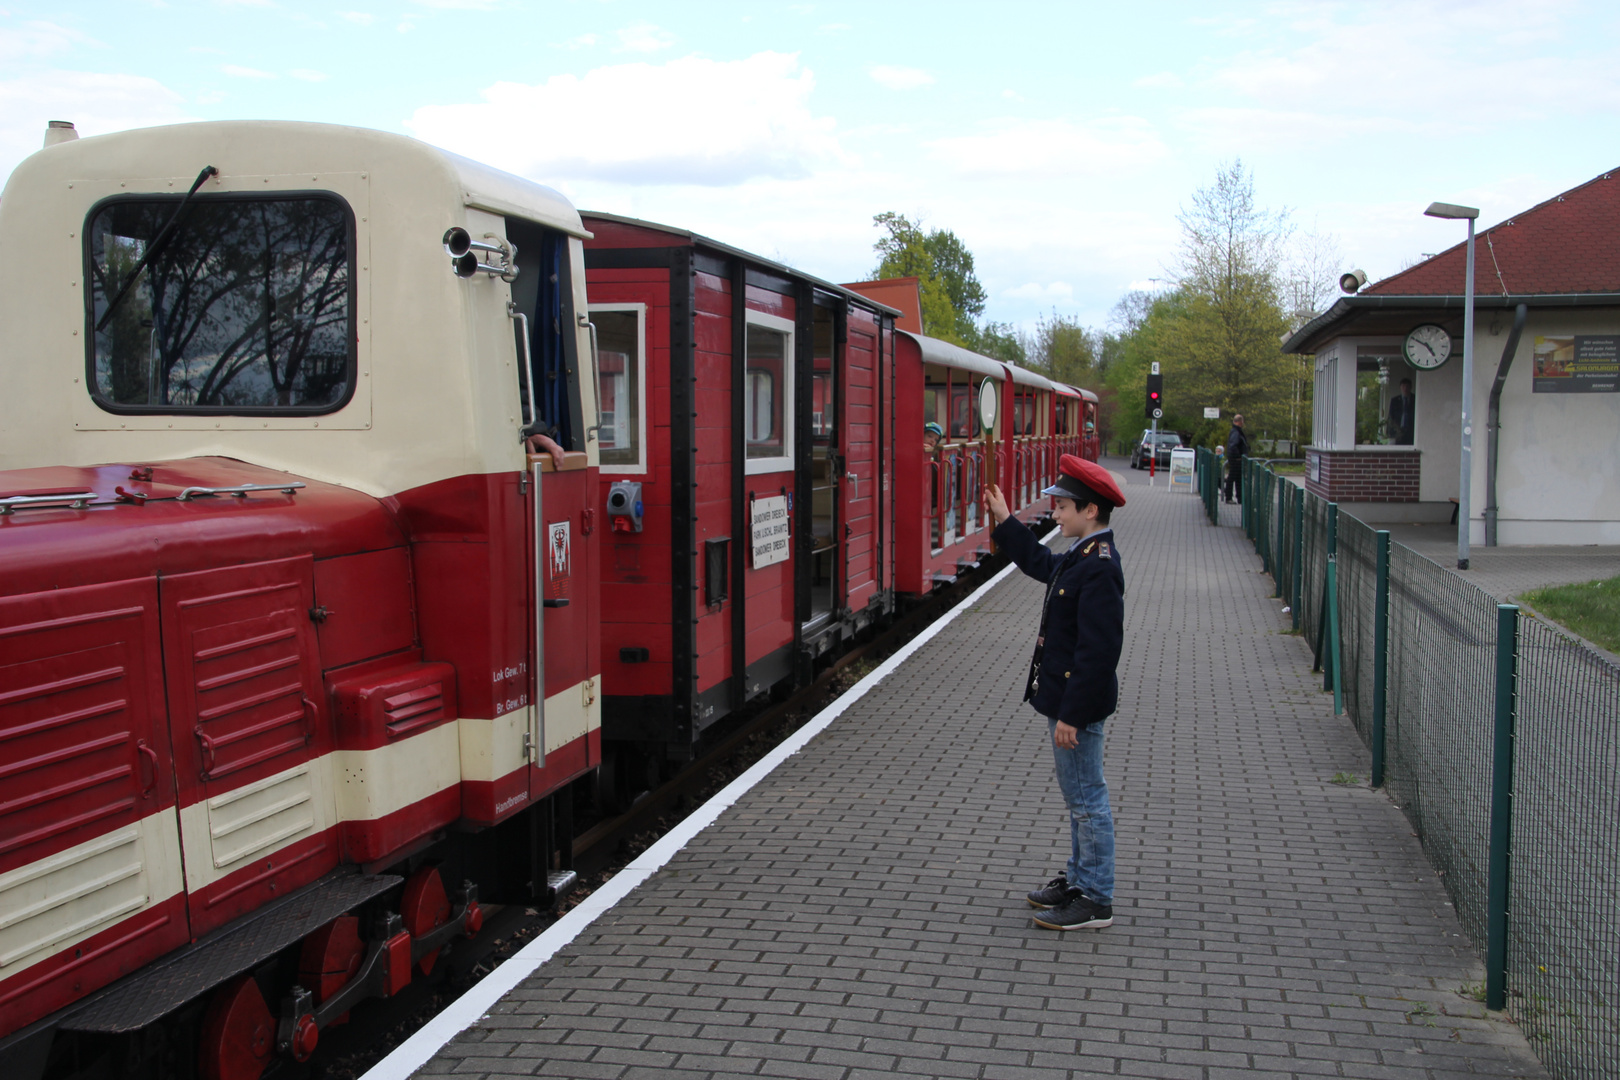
[1147, 365, 1163, 483]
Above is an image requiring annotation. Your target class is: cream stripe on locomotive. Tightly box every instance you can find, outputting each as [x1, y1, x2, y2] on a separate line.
[0, 811, 183, 983]
[458, 678, 600, 782]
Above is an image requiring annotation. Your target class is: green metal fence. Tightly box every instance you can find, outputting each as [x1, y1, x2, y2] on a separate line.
[1229, 461, 1620, 1079]
[1194, 447, 1218, 524]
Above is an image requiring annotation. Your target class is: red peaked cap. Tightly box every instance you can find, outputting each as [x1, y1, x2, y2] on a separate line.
[1041, 454, 1126, 509]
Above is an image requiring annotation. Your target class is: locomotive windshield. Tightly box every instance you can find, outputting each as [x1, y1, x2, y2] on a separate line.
[85, 194, 355, 413]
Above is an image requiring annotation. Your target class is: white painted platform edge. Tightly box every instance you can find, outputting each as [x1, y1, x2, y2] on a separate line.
[361, 532, 1055, 1080]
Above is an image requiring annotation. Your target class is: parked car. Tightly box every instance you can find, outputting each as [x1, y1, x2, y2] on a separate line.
[1130, 429, 1186, 469]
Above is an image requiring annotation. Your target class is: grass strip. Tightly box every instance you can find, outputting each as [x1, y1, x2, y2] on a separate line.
[1521, 575, 1620, 654]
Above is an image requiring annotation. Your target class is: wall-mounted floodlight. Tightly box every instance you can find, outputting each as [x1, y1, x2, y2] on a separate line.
[443, 227, 518, 281]
[1339, 269, 1368, 294]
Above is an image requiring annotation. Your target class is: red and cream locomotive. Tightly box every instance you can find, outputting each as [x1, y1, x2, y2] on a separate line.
[0, 119, 1104, 1079]
[0, 120, 600, 1079]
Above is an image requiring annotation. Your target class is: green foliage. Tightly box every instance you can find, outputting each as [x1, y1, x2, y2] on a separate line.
[872, 211, 986, 346]
[1522, 576, 1620, 653]
[968, 321, 1028, 366]
[1101, 162, 1308, 449]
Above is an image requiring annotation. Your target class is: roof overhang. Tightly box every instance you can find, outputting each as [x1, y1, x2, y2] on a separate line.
[1284, 292, 1620, 354]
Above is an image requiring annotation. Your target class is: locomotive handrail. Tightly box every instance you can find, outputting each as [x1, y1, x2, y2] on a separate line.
[0, 491, 99, 514]
[176, 483, 305, 501]
[509, 302, 540, 436]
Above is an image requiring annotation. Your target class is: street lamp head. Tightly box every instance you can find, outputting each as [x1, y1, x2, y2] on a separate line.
[1425, 201, 1480, 220]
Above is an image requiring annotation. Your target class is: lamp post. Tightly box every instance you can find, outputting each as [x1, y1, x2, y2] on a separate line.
[1425, 200, 1479, 570]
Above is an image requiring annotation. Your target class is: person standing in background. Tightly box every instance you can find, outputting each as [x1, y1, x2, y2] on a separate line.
[1223, 414, 1248, 504]
[1389, 379, 1416, 445]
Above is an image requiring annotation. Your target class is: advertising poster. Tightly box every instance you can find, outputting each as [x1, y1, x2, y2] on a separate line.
[1533, 335, 1620, 393]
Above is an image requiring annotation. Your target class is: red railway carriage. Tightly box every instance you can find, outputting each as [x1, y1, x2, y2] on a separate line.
[0, 121, 599, 1079]
[893, 331, 1081, 596]
[578, 214, 898, 779]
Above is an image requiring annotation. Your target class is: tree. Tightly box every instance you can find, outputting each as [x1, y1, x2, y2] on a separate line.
[1138, 161, 1297, 445]
[871, 212, 986, 346]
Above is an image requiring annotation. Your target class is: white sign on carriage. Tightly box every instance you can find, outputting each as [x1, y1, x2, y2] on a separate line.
[750, 495, 791, 568]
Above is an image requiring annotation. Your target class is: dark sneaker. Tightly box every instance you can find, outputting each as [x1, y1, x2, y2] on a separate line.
[1026, 873, 1069, 910]
[1032, 889, 1113, 930]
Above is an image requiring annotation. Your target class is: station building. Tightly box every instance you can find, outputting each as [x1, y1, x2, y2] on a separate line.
[1285, 167, 1620, 545]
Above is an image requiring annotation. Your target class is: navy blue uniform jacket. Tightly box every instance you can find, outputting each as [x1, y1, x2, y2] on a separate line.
[992, 516, 1125, 727]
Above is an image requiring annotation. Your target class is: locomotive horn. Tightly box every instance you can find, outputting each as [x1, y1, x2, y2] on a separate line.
[442, 227, 508, 260]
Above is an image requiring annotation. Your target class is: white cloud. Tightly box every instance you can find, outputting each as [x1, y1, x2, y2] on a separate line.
[289, 68, 326, 81]
[615, 21, 673, 53]
[0, 20, 95, 60]
[1003, 281, 1074, 301]
[407, 52, 847, 186]
[1000, 89, 1023, 101]
[397, 21, 414, 32]
[1201, 2, 1620, 123]
[339, 11, 373, 24]
[411, 0, 503, 7]
[818, 22, 850, 32]
[927, 116, 1167, 179]
[556, 32, 598, 49]
[221, 63, 275, 78]
[0, 70, 195, 187]
[869, 65, 933, 90]
[1133, 71, 1182, 89]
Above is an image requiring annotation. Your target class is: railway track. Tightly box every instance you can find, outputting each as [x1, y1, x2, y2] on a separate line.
[299, 539, 1033, 1079]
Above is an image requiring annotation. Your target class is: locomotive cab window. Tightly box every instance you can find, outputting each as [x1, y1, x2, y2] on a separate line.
[507, 217, 585, 449]
[588, 303, 645, 472]
[744, 310, 794, 474]
[86, 193, 355, 413]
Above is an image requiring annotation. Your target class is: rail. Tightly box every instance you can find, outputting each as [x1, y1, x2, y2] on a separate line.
[1219, 457, 1620, 1080]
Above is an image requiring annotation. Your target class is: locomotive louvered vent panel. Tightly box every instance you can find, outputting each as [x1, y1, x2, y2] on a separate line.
[0, 592, 157, 873]
[0, 826, 146, 976]
[185, 593, 310, 782]
[383, 682, 445, 739]
[205, 764, 316, 870]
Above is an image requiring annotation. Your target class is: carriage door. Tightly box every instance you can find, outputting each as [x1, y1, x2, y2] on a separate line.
[840, 305, 880, 612]
[807, 303, 842, 625]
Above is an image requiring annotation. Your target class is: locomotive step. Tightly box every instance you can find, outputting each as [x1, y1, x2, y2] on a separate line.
[56, 868, 401, 1035]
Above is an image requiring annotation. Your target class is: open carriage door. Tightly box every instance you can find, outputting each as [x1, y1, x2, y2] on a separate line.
[803, 298, 844, 637]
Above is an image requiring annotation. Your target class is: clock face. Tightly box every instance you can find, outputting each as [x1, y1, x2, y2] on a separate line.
[1404, 324, 1452, 370]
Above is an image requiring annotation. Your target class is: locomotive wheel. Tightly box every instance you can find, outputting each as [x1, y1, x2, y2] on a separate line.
[198, 975, 275, 1080]
[400, 867, 452, 976]
[297, 914, 364, 1026]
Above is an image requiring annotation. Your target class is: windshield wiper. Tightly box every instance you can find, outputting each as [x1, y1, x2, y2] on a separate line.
[94, 165, 218, 333]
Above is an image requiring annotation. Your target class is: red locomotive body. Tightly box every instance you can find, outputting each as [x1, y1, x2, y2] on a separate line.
[0, 121, 600, 1079]
[579, 215, 897, 784]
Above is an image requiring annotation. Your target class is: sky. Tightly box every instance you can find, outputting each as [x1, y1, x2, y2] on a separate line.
[5, 1, 1620, 332]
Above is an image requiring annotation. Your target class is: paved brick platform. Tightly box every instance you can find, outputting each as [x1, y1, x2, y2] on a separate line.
[419, 459, 1548, 1080]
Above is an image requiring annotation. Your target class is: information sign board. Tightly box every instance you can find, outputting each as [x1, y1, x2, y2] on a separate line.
[750, 495, 791, 568]
[1533, 335, 1620, 393]
[1168, 448, 1196, 493]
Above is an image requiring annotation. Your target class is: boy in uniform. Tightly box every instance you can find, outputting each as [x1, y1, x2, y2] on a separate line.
[985, 454, 1126, 930]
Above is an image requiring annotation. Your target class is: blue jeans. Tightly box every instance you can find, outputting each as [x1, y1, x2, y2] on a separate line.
[1048, 716, 1115, 905]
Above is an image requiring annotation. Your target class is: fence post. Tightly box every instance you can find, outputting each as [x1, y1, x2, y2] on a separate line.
[1315, 502, 1338, 685]
[1486, 603, 1519, 1011]
[1291, 493, 1304, 631]
[1371, 530, 1390, 787]
[1273, 477, 1285, 598]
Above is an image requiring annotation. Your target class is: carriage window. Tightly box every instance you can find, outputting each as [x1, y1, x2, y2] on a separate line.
[588, 304, 644, 472]
[86, 194, 353, 413]
[744, 313, 793, 473]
